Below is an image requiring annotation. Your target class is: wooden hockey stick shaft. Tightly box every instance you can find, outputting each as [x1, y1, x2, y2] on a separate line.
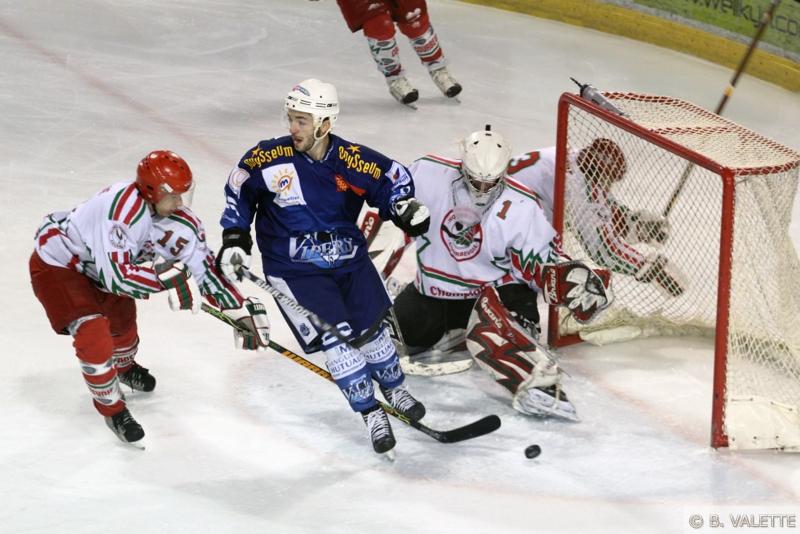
[662, 0, 782, 218]
[200, 302, 501, 443]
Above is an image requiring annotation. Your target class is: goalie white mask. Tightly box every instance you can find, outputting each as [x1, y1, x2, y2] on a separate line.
[284, 78, 340, 142]
[460, 125, 512, 207]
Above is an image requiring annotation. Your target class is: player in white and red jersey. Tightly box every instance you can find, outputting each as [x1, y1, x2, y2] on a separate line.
[29, 151, 270, 447]
[393, 126, 612, 420]
[334, 0, 461, 105]
[507, 139, 684, 297]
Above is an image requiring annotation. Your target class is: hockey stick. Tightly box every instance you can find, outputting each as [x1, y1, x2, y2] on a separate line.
[381, 233, 413, 279]
[359, 209, 382, 248]
[201, 302, 501, 443]
[661, 0, 783, 218]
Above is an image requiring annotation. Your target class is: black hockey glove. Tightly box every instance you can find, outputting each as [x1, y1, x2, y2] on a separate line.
[216, 228, 253, 281]
[393, 198, 430, 237]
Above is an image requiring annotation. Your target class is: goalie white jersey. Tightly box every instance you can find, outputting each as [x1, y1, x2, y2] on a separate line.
[34, 180, 241, 307]
[407, 155, 563, 299]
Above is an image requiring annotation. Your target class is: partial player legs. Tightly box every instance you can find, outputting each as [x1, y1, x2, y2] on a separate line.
[397, 13, 461, 98]
[363, 12, 419, 104]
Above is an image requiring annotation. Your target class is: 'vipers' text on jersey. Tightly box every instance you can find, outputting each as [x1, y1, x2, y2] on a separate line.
[408, 155, 563, 300]
[221, 134, 414, 276]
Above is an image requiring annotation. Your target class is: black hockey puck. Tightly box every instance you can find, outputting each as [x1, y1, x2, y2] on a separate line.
[524, 444, 541, 459]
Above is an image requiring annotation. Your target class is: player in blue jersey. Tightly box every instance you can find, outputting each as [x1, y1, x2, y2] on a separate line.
[216, 79, 431, 454]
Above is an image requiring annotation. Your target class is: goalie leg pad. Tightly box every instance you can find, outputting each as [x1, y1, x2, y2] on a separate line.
[466, 287, 548, 394]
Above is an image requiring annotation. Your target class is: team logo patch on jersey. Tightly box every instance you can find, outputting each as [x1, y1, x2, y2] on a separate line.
[227, 168, 249, 195]
[263, 164, 306, 208]
[440, 209, 482, 261]
[109, 224, 128, 250]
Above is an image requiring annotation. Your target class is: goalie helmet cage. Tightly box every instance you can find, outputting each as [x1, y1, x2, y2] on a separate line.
[548, 92, 800, 450]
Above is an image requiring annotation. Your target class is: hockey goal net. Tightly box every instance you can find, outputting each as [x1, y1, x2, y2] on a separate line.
[548, 92, 800, 450]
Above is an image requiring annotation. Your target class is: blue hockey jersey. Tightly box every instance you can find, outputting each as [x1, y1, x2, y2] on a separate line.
[221, 134, 414, 276]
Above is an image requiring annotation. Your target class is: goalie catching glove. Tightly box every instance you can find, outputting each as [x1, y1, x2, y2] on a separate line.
[222, 297, 271, 350]
[216, 228, 252, 281]
[541, 261, 612, 324]
[157, 262, 200, 314]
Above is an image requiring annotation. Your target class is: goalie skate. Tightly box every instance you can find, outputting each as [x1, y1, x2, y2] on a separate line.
[401, 329, 473, 376]
[513, 383, 579, 421]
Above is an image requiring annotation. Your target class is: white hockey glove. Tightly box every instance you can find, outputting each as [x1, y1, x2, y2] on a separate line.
[223, 297, 270, 351]
[541, 261, 612, 324]
[216, 228, 252, 282]
[157, 263, 199, 314]
[630, 211, 670, 244]
[393, 198, 430, 237]
[635, 254, 685, 297]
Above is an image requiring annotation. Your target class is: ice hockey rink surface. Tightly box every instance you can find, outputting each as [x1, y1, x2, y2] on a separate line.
[2, 1, 800, 533]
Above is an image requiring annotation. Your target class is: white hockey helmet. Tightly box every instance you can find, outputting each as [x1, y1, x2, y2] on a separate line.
[285, 78, 339, 131]
[460, 125, 512, 207]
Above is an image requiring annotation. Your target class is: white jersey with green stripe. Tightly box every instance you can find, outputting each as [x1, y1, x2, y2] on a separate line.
[33, 180, 242, 306]
[508, 147, 646, 276]
[407, 155, 564, 300]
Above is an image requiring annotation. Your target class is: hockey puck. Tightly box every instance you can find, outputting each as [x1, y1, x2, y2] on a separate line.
[524, 444, 541, 459]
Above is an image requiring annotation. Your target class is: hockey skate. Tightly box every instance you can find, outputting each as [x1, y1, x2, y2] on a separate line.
[380, 384, 426, 421]
[387, 76, 419, 105]
[401, 329, 473, 377]
[118, 363, 156, 392]
[430, 67, 462, 98]
[513, 383, 579, 421]
[361, 405, 396, 453]
[105, 408, 145, 445]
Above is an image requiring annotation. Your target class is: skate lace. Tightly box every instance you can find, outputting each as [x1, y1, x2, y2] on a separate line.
[387, 387, 418, 414]
[365, 409, 391, 441]
[120, 364, 150, 390]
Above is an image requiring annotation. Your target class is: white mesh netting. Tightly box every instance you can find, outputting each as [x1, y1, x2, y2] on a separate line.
[554, 93, 800, 449]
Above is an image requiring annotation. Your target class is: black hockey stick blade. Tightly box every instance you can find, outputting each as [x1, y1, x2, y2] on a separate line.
[385, 405, 501, 443]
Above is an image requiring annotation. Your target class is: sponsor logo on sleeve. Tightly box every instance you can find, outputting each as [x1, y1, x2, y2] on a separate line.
[338, 145, 381, 180]
[243, 145, 294, 170]
[109, 224, 128, 250]
[227, 168, 249, 196]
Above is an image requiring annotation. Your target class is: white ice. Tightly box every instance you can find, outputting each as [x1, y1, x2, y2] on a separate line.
[2, 1, 800, 533]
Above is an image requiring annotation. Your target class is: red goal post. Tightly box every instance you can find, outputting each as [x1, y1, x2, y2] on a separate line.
[548, 92, 800, 450]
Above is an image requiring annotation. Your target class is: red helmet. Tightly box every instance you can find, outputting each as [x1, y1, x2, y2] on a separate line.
[136, 150, 193, 204]
[576, 138, 627, 184]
